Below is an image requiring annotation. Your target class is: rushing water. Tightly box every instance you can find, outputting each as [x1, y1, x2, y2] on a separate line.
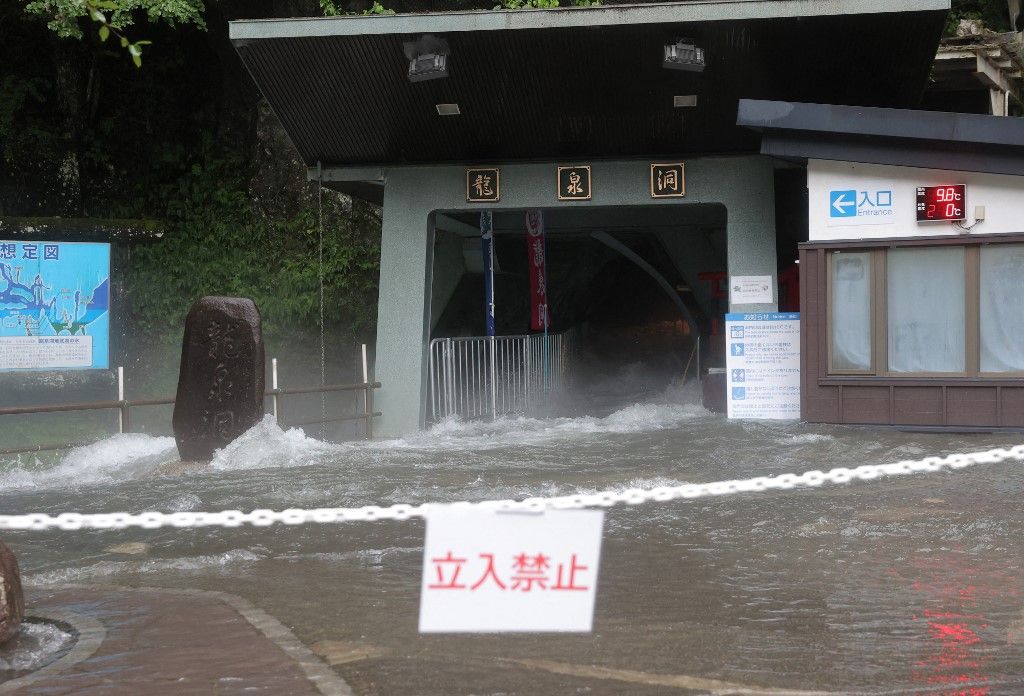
[0, 619, 75, 681]
[1, 367, 1023, 694]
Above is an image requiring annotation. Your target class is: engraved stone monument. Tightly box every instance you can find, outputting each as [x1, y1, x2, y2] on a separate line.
[172, 297, 265, 461]
[0, 540, 23, 644]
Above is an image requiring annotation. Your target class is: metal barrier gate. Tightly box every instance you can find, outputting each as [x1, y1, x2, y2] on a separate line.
[428, 331, 576, 422]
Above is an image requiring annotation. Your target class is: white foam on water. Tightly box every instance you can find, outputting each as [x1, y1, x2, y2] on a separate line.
[0, 620, 76, 673]
[783, 433, 836, 445]
[209, 415, 339, 471]
[0, 433, 179, 491]
[364, 400, 709, 452]
[26, 548, 264, 586]
[0, 393, 707, 490]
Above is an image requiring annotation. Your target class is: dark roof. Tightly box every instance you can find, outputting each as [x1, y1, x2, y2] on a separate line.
[231, 1, 947, 169]
[737, 99, 1024, 175]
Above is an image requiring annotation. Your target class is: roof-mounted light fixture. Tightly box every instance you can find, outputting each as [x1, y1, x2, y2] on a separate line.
[673, 95, 698, 108]
[404, 34, 450, 83]
[663, 39, 705, 72]
[436, 103, 461, 116]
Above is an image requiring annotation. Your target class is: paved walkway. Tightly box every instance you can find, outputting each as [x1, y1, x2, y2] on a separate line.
[1, 586, 353, 695]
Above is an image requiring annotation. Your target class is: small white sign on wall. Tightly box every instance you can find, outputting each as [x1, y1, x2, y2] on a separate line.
[419, 508, 604, 633]
[729, 275, 773, 305]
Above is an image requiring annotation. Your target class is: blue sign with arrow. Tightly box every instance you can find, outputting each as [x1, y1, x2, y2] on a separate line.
[829, 189, 857, 218]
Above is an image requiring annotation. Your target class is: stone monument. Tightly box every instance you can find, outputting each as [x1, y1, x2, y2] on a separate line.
[0, 541, 23, 644]
[172, 297, 265, 461]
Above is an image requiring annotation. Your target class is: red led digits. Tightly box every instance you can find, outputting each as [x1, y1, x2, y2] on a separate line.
[916, 185, 966, 222]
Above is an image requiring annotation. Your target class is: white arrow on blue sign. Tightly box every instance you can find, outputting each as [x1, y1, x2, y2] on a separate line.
[830, 189, 856, 217]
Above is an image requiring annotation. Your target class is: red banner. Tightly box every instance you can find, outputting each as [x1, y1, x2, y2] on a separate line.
[525, 210, 548, 331]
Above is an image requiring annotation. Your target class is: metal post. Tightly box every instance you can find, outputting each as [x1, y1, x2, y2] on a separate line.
[116, 366, 129, 434]
[696, 335, 702, 385]
[271, 358, 280, 424]
[361, 343, 371, 439]
[489, 335, 497, 420]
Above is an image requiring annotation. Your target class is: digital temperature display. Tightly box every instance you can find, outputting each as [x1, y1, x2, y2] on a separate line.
[916, 185, 966, 222]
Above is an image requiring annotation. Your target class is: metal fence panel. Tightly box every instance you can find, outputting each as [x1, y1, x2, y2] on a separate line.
[428, 330, 577, 423]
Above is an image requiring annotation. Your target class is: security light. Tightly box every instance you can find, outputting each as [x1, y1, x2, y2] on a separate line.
[673, 95, 698, 108]
[409, 53, 448, 83]
[663, 39, 705, 72]
[404, 34, 450, 83]
[436, 103, 461, 116]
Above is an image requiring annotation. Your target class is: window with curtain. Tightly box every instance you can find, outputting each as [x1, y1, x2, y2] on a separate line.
[887, 247, 965, 373]
[830, 252, 872, 370]
[980, 244, 1024, 372]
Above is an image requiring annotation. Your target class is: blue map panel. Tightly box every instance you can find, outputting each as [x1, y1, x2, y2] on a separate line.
[0, 241, 111, 370]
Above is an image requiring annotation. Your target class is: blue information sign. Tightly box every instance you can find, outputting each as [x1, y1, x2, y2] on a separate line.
[0, 241, 111, 370]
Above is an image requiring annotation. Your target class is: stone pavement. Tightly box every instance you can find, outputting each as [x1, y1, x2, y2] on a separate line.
[0, 586, 353, 695]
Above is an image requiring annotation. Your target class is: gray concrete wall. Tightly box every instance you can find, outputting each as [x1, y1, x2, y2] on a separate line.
[371, 156, 777, 436]
[426, 228, 466, 333]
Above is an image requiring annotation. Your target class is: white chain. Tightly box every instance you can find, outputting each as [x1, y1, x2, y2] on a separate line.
[1, 444, 1020, 532]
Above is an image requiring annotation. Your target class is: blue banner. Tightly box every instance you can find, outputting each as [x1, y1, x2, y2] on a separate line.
[481, 211, 495, 337]
[0, 241, 110, 370]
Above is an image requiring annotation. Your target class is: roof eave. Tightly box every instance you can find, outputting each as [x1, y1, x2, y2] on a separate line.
[738, 99, 1024, 176]
[229, 0, 949, 41]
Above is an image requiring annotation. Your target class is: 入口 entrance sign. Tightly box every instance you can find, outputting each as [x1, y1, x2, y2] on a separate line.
[557, 165, 592, 201]
[826, 186, 896, 227]
[466, 168, 500, 202]
[725, 312, 800, 420]
[650, 163, 685, 198]
[419, 508, 604, 633]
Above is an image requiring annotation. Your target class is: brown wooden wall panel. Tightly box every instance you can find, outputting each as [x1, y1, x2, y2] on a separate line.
[893, 387, 943, 426]
[841, 386, 890, 424]
[800, 247, 833, 423]
[946, 387, 998, 427]
[800, 241, 1024, 429]
[805, 391, 840, 422]
[999, 388, 1024, 427]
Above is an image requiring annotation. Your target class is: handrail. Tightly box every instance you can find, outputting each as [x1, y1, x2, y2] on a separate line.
[282, 411, 383, 428]
[0, 383, 381, 417]
[1, 351, 381, 456]
[269, 381, 380, 396]
[0, 441, 97, 457]
[0, 397, 174, 417]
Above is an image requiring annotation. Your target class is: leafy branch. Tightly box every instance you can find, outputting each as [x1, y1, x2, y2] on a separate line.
[320, 1, 394, 17]
[88, 1, 149, 67]
[24, 0, 206, 67]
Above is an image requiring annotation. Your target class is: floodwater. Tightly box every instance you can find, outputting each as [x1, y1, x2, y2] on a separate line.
[1, 364, 1023, 694]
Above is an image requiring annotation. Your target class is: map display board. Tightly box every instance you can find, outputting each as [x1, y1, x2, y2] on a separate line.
[725, 312, 800, 420]
[0, 241, 110, 370]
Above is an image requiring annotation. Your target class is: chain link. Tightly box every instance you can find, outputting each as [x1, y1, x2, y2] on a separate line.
[1, 444, 1020, 532]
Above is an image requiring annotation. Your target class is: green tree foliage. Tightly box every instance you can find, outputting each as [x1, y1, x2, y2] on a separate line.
[25, 0, 205, 66]
[3, 3, 381, 347]
[121, 153, 381, 339]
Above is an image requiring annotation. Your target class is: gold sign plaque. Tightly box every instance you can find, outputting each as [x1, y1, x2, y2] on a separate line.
[466, 168, 500, 202]
[557, 165, 592, 201]
[650, 163, 686, 198]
